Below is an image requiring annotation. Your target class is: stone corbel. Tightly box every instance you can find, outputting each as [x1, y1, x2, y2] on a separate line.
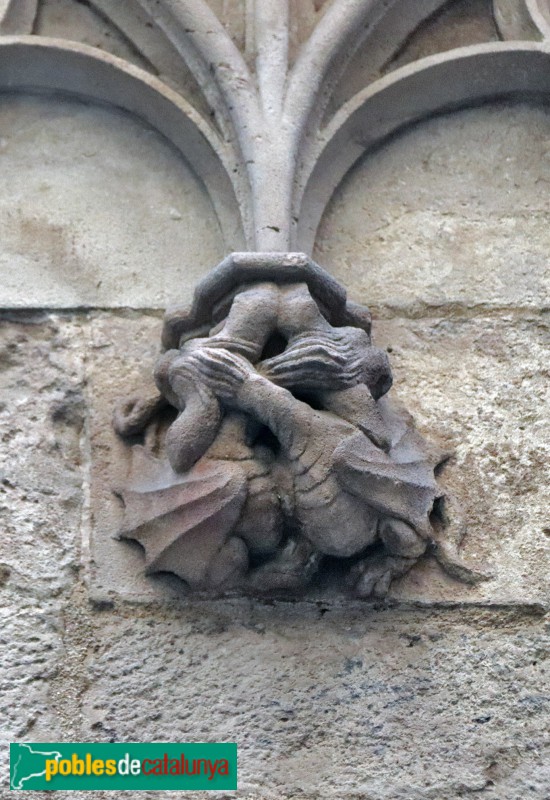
[113, 253, 486, 598]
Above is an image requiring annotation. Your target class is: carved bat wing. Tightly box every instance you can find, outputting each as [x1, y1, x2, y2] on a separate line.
[334, 430, 438, 538]
[116, 446, 247, 588]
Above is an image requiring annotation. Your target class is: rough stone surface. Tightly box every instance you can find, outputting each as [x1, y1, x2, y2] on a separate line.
[79, 605, 549, 800]
[0, 597, 66, 786]
[88, 311, 549, 608]
[0, 95, 224, 309]
[316, 104, 550, 314]
[0, 316, 85, 597]
[374, 313, 550, 606]
[4, 598, 550, 799]
[0, 316, 86, 793]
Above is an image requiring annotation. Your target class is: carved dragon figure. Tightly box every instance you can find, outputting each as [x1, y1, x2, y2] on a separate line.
[114, 253, 486, 597]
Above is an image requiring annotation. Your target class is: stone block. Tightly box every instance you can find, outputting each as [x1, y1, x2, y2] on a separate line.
[87, 312, 183, 604]
[316, 104, 550, 314]
[0, 95, 224, 310]
[0, 316, 86, 598]
[373, 313, 549, 607]
[1, 595, 67, 793]
[80, 605, 549, 799]
[87, 311, 549, 608]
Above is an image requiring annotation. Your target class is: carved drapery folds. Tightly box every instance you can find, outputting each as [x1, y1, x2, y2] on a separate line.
[114, 253, 485, 597]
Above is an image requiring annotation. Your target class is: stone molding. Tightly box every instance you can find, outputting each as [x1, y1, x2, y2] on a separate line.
[1, 0, 550, 254]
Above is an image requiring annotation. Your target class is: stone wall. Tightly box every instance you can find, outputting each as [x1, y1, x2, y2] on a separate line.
[1, 1, 549, 798]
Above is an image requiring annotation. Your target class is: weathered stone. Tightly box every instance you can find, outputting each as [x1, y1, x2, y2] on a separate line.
[2, 583, 99, 798]
[373, 313, 550, 606]
[34, 0, 218, 121]
[2, 3, 550, 798]
[113, 256, 459, 599]
[80, 605, 549, 799]
[0, 317, 83, 783]
[327, 0, 500, 118]
[34, 0, 153, 68]
[316, 104, 550, 314]
[89, 310, 549, 607]
[0, 596, 66, 791]
[0, 95, 224, 309]
[87, 313, 178, 604]
[0, 317, 85, 597]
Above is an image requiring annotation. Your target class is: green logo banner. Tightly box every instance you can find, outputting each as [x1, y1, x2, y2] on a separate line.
[10, 743, 237, 791]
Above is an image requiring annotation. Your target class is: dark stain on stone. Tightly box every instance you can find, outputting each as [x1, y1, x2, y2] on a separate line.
[0, 564, 11, 585]
[50, 389, 86, 430]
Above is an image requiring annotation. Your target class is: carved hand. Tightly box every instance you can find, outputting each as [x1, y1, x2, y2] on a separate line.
[261, 327, 373, 391]
[176, 346, 255, 404]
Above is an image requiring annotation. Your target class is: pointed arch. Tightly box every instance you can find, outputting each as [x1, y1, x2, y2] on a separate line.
[0, 35, 248, 249]
[294, 41, 550, 253]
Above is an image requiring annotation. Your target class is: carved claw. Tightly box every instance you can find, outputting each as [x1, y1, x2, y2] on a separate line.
[246, 538, 321, 594]
[350, 555, 417, 598]
[431, 539, 493, 584]
[261, 328, 392, 399]
[113, 394, 166, 437]
[204, 536, 249, 589]
[167, 354, 204, 397]
[429, 494, 493, 584]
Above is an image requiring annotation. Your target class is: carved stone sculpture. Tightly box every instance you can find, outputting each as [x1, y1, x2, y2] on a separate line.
[3, 0, 544, 598]
[114, 252, 485, 598]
